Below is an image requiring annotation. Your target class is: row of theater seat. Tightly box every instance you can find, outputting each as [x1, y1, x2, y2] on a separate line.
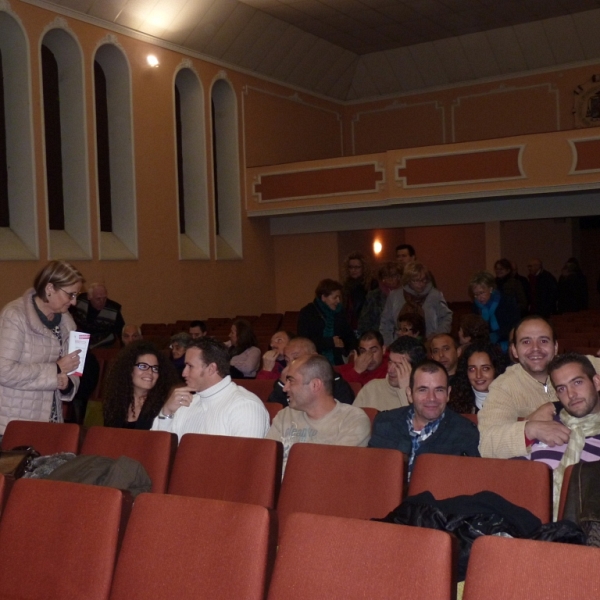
[0, 476, 597, 600]
[0, 419, 575, 528]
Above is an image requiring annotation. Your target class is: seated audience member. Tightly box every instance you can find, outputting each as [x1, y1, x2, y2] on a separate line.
[169, 332, 192, 379]
[527, 353, 600, 519]
[396, 312, 426, 341]
[494, 258, 528, 317]
[478, 316, 600, 459]
[256, 330, 293, 380]
[369, 359, 480, 481]
[457, 314, 490, 349]
[267, 355, 371, 472]
[380, 261, 452, 346]
[122, 324, 142, 346]
[152, 337, 269, 440]
[342, 252, 377, 334]
[357, 261, 401, 336]
[470, 271, 520, 352]
[298, 278, 356, 365]
[337, 330, 388, 385]
[448, 341, 509, 414]
[227, 318, 261, 378]
[103, 341, 179, 430]
[429, 333, 461, 386]
[70, 283, 125, 348]
[353, 336, 427, 411]
[189, 320, 207, 339]
[268, 337, 355, 406]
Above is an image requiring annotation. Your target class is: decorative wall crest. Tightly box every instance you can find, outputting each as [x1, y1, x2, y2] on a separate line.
[574, 75, 600, 128]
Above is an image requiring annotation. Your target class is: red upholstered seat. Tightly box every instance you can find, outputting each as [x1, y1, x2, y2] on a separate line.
[168, 433, 282, 509]
[109, 493, 275, 600]
[409, 453, 552, 523]
[234, 378, 278, 402]
[464, 535, 600, 599]
[267, 512, 455, 600]
[0, 478, 127, 600]
[81, 426, 177, 493]
[276, 444, 404, 537]
[1, 420, 81, 454]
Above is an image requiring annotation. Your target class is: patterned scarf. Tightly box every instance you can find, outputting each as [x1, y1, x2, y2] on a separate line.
[406, 407, 445, 481]
[32, 296, 63, 423]
[552, 409, 600, 520]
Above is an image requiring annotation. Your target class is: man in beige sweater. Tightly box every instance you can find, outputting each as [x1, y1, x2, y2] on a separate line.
[266, 354, 371, 472]
[478, 316, 600, 458]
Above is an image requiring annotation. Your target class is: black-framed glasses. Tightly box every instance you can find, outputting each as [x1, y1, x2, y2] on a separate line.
[59, 288, 78, 300]
[135, 362, 160, 373]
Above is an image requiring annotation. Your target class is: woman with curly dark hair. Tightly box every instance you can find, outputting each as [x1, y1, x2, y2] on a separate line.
[448, 340, 509, 415]
[103, 340, 180, 429]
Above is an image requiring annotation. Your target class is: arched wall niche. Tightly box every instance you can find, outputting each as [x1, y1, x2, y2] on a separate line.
[211, 75, 242, 260]
[93, 40, 137, 259]
[0, 7, 37, 259]
[174, 63, 209, 260]
[41, 23, 90, 260]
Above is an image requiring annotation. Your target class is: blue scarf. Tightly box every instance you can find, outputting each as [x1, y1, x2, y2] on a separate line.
[406, 407, 445, 481]
[475, 289, 502, 346]
[316, 298, 342, 365]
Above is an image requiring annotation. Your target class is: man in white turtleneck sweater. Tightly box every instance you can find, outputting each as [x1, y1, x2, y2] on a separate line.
[152, 337, 269, 441]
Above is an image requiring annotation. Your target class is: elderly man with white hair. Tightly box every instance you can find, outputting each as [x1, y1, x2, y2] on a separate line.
[70, 283, 125, 348]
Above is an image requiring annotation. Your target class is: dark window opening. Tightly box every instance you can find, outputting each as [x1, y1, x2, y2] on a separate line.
[211, 99, 219, 236]
[175, 86, 185, 234]
[94, 60, 112, 233]
[41, 45, 65, 230]
[0, 49, 9, 227]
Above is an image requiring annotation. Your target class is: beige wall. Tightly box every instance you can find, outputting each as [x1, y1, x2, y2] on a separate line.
[0, 2, 594, 324]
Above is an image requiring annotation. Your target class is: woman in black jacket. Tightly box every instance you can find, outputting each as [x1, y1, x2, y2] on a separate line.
[297, 279, 356, 366]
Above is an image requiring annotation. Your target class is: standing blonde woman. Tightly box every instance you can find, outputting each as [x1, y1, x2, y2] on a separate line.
[0, 261, 84, 435]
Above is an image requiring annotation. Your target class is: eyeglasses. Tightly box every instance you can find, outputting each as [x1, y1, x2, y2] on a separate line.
[59, 288, 78, 300]
[135, 362, 159, 373]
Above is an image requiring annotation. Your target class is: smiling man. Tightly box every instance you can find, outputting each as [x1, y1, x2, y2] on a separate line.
[266, 354, 370, 472]
[478, 316, 600, 459]
[369, 359, 480, 481]
[152, 337, 269, 440]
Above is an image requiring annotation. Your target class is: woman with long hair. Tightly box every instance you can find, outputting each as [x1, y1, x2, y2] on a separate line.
[0, 261, 84, 435]
[227, 319, 261, 378]
[103, 340, 179, 429]
[448, 341, 509, 414]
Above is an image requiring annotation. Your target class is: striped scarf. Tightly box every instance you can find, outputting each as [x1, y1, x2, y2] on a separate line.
[553, 409, 600, 520]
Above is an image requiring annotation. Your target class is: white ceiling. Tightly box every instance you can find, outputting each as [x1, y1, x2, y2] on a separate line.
[28, 0, 600, 101]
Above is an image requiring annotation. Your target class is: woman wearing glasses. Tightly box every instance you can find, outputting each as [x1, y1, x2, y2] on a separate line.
[103, 340, 180, 429]
[0, 261, 85, 436]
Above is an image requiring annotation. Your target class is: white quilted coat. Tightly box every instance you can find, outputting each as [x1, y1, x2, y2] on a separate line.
[0, 288, 78, 435]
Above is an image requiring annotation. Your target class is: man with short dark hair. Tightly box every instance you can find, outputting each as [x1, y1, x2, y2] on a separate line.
[396, 244, 416, 267]
[527, 258, 557, 318]
[353, 336, 426, 411]
[337, 330, 388, 385]
[429, 333, 461, 382]
[266, 354, 371, 471]
[369, 359, 480, 481]
[529, 353, 600, 518]
[189, 320, 207, 339]
[152, 337, 269, 440]
[70, 283, 125, 348]
[478, 316, 600, 459]
[268, 337, 355, 406]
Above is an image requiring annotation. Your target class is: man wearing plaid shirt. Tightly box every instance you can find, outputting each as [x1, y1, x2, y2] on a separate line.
[369, 359, 480, 481]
